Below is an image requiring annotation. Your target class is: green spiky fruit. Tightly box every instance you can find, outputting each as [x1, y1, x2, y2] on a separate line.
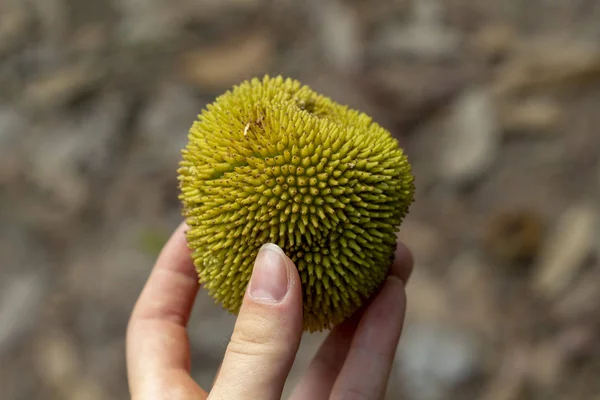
[178, 75, 414, 332]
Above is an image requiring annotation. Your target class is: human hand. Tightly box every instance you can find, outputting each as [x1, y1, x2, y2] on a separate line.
[126, 222, 413, 400]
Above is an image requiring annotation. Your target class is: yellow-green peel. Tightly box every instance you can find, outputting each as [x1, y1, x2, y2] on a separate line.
[178, 75, 414, 332]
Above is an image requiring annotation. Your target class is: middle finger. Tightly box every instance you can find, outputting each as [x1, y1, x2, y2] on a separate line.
[329, 276, 406, 400]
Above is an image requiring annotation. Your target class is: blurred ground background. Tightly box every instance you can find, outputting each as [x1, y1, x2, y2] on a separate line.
[1, 0, 600, 399]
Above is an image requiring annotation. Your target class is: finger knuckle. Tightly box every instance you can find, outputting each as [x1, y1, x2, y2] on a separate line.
[337, 386, 373, 400]
[226, 313, 283, 357]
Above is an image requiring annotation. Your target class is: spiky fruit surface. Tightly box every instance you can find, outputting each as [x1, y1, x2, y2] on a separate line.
[178, 75, 414, 332]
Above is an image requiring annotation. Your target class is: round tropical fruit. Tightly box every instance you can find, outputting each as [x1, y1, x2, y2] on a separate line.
[178, 75, 414, 331]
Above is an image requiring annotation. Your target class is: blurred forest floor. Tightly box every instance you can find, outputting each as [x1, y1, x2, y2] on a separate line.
[1, 0, 600, 399]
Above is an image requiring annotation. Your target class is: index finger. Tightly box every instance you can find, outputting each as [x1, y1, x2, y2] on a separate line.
[126, 222, 207, 398]
[392, 239, 414, 283]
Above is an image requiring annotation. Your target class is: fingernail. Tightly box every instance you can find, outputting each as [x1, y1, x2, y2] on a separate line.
[248, 243, 290, 303]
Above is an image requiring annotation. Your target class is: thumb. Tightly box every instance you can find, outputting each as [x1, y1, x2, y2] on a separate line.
[209, 243, 303, 400]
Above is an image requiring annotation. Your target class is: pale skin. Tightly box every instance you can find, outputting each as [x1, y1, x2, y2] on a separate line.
[126, 222, 413, 399]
